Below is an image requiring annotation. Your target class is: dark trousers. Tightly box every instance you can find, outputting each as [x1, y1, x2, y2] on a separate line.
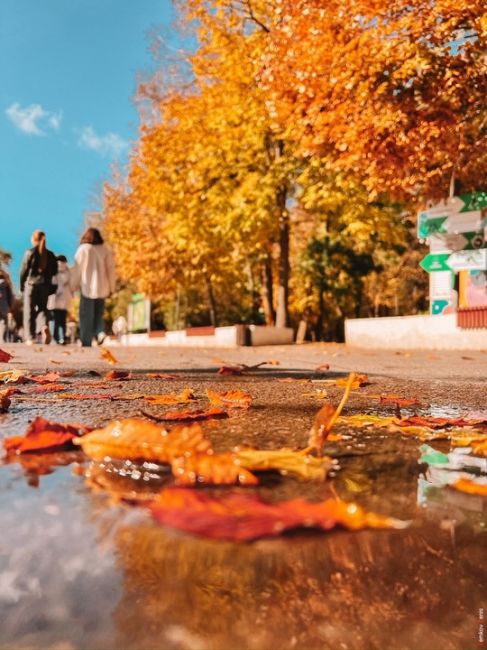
[79, 295, 105, 347]
[52, 309, 67, 343]
[23, 284, 49, 341]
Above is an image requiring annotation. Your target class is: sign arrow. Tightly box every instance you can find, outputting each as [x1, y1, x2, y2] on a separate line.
[446, 249, 487, 272]
[420, 253, 450, 273]
[459, 192, 487, 213]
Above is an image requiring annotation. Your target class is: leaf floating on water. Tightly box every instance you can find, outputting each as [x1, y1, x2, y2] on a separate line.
[206, 388, 252, 409]
[3, 417, 92, 454]
[75, 419, 211, 463]
[236, 448, 332, 481]
[100, 349, 118, 365]
[395, 415, 485, 429]
[149, 489, 409, 541]
[0, 348, 13, 363]
[143, 407, 228, 422]
[145, 388, 195, 405]
[171, 452, 258, 486]
[468, 440, 487, 458]
[308, 373, 356, 454]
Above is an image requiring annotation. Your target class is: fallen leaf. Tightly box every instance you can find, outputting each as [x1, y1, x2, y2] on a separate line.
[335, 373, 369, 388]
[145, 373, 182, 380]
[0, 348, 13, 363]
[461, 356, 474, 361]
[218, 366, 243, 376]
[468, 440, 487, 457]
[29, 372, 61, 384]
[104, 370, 131, 381]
[171, 452, 258, 486]
[379, 395, 422, 407]
[206, 388, 252, 409]
[142, 407, 228, 422]
[308, 372, 356, 453]
[48, 359, 62, 365]
[0, 370, 27, 384]
[235, 448, 332, 481]
[24, 383, 67, 394]
[101, 349, 118, 365]
[452, 478, 487, 496]
[3, 417, 92, 454]
[148, 489, 409, 541]
[0, 390, 12, 412]
[145, 388, 195, 405]
[315, 363, 330, 371]
[75, 419, 211, 463]
[395, 415, 484, 429]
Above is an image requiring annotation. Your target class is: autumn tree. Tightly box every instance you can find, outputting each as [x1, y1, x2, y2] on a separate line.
[263, 0, 487, 204]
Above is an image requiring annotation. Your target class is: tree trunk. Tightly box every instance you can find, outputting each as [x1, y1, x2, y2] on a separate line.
[205, 275, 218, 327]
[275, 192, 290, 328]
[261, 255, 275, 325]
[315, 287, 325, 341]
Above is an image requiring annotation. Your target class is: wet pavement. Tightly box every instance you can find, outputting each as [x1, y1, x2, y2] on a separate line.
[0, 343, 486, 650]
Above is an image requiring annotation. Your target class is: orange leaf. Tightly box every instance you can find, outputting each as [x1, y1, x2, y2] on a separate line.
[335, 373, 369, 388]
[29, 372, 61, 384]
[145, 388, 195, 405]
[100, 349, 118, 365]
[396, 415, 484, 429]
[145, 372, 182, 380]
[104, 370, 131, 381]
[145, 407, 228, 422]
[206, 388, 252, 409]
[24, 383, 67, 394]
[149, 489, 408, 541]
[218, 366, 243, 376]
[3, 417, 92, 454]
[75, 419, 211, 463]
[379, 395, 421, 407]
[171, 452, 258, 486]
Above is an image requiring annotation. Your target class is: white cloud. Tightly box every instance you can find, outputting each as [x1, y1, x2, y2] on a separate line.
[78, 126, 128, 157]
[5, 102, 63, 136]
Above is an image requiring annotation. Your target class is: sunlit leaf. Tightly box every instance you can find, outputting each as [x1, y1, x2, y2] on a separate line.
[101, 349, 118, 365]
[29, 372, 62, 384]
[206, 388, 252, 409]
[236, 448, 333, 481]
[75, 419, 211, 463]
[145, 388, 195, 405]
[171, 452, 258, 486]
[0, 370, 27, 384]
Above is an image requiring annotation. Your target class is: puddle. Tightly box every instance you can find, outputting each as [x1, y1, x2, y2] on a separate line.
[0, 376, 486, 649]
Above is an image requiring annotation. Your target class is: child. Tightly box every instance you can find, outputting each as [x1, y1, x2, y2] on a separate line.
[0, 269, 13, 342]
[48, 255, 73, 344]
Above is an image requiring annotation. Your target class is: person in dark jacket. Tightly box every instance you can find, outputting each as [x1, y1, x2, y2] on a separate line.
[0, 269, 13, 342]
[19, 230, 57, 345]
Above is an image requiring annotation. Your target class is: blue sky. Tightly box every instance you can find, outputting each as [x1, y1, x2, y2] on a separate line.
[0, 0, 182, 290]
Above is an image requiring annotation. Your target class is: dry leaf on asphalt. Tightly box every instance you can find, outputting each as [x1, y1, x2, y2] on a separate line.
[104, 370, 131, 381]
[29, 372, 61, 384]
[0, 370, 27, 384]
[206, 388, 252, 409]
[148, 489, 409, 541]
[142, 407, 228, 422]
[145, 388, 195, 405]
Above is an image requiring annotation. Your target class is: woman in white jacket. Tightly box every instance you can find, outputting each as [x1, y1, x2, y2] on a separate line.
[71, 228, 116, 347]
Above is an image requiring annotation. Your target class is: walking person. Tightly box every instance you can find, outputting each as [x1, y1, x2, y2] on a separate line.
[47, 255, 72, 344]
[71, 228, 115, 347]
[0, 269, 14, 342]
[19, 230, 57, 345]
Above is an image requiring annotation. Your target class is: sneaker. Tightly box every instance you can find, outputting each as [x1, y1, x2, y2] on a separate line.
[97, 332, 107, 346]
[25, 339, 34, 346]
[41, 326, 51, 345]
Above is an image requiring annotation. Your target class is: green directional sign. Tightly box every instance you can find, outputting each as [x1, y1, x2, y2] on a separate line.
[418, 214, 448, 238]
[459, 192, 487, 213]
[464, 231, 485, 250]
[420, 253, 450, 273]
